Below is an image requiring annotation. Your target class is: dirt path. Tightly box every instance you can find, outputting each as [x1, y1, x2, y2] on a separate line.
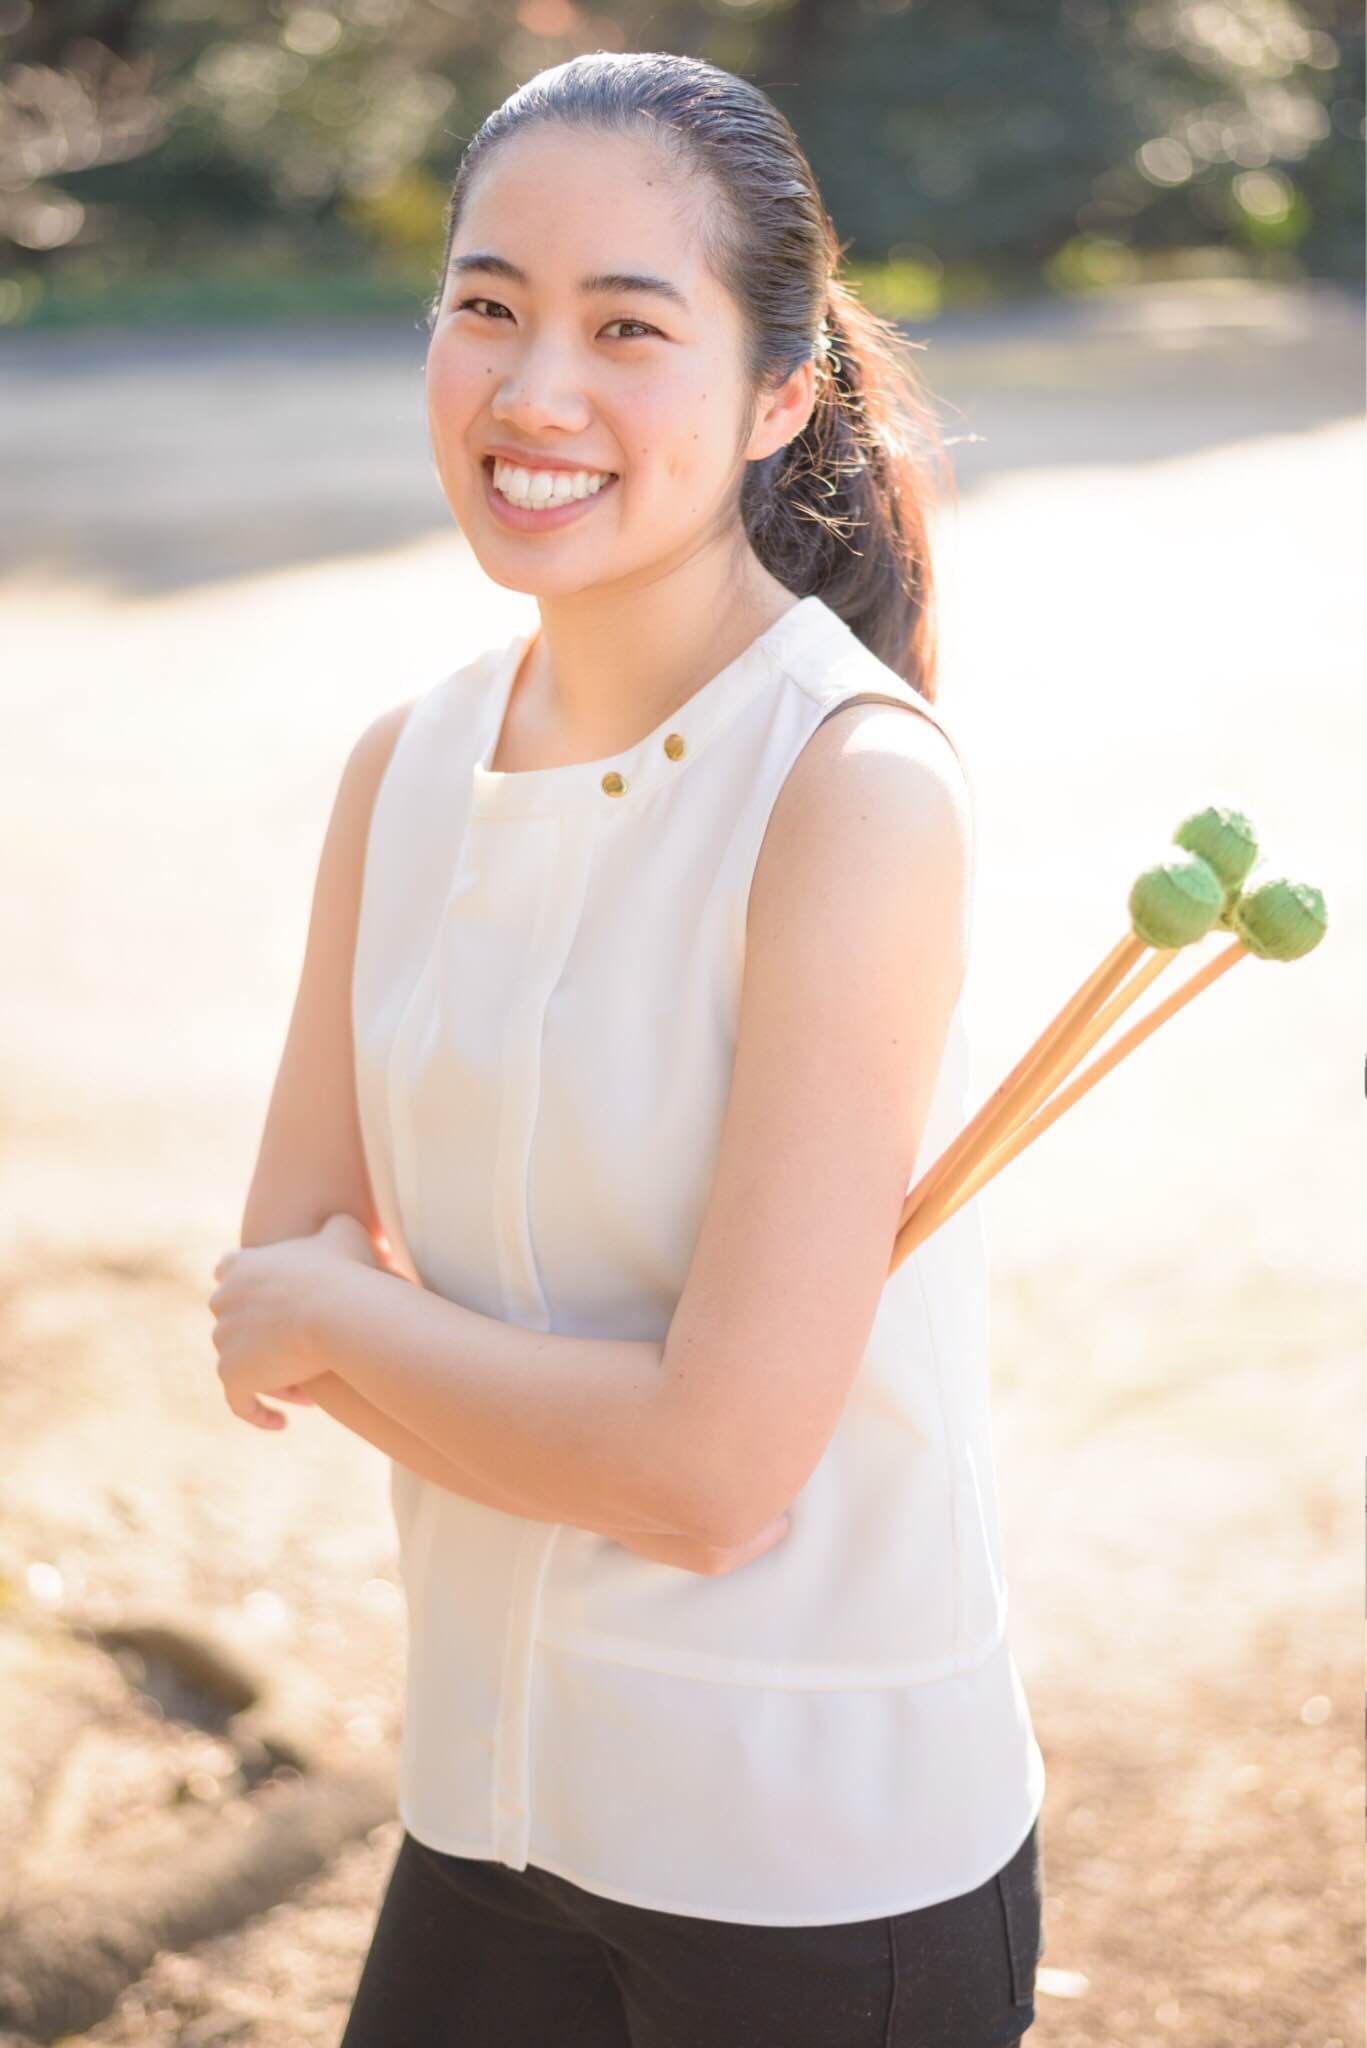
[1, 278, 1361, 2046]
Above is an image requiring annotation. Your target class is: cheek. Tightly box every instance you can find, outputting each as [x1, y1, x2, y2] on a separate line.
[425, 338, 484, 437]
[629, 370, 734, 490]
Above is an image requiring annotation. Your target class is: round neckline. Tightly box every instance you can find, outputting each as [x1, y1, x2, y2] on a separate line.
[469, 594, 836, 820]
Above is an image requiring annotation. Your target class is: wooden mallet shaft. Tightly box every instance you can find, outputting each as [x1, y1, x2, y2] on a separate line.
[888, 935, 1248, 1267]
[895, 941, 1179, 1253]
[893, 930, 1155, 1245]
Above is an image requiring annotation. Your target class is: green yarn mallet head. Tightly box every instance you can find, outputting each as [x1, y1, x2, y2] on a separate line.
[1128, 851, 1225, 949]
[1172, 805, 1259, 929]
[1233, 877, 1328, 961]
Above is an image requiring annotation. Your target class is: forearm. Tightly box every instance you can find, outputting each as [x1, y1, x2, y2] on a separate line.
[304, 1368, 685, 1540]
[309, 1265, 699, 1541]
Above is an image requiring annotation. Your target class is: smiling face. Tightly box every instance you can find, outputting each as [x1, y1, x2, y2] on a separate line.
[425, 123, 801, 600]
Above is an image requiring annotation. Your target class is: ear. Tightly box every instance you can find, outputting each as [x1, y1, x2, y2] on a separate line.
[743, 356, 817, 465]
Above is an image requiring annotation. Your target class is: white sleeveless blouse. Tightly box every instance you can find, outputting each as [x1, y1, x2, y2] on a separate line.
[352, 593, 1045, 1926]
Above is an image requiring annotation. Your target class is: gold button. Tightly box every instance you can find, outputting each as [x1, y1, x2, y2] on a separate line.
[663, 732, 685, 760]
[601, 770, 626, 796]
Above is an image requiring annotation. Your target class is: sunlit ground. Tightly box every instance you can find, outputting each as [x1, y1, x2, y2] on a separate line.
[1, 277, 1361, 2045]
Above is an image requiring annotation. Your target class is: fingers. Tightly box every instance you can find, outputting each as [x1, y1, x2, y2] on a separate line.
[741, 1512, 791, 1561]
[218, 1375, 288, 1430]
[705, 1511, 791, 1575]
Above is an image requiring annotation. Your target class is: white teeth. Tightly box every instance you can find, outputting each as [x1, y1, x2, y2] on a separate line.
[491, 459, 614, 507]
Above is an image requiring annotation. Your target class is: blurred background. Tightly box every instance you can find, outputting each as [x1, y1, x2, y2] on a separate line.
[1, 3, 1363, 2045]
[1, 0, 1363, 328]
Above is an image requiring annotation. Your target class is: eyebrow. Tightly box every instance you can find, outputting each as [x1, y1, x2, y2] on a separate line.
[449, 251, 690, 311]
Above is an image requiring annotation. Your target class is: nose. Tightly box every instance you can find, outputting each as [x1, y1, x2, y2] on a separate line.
[491, 335, 592, 438]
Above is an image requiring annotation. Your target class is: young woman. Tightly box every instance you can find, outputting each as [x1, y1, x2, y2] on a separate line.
[210, 48, 1046, 2048]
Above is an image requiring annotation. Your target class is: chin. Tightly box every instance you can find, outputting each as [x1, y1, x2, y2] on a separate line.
[468, 556, 598, 599]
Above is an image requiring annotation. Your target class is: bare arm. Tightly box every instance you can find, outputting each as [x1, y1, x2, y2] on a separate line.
[653, 700, 974, 1548]
[292, 1368, 787, 1575]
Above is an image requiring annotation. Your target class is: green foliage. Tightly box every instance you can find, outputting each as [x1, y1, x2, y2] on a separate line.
[1, 0, 1360, 328]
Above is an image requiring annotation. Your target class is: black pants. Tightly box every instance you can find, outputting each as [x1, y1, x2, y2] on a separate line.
[338, 1813, 1044, 2047]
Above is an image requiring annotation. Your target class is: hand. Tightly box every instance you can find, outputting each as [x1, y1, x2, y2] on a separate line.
[209, 1213, 392, 1432]
[609, 1511, 792, 1577]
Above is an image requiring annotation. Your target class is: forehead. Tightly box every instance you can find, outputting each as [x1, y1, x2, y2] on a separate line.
[459, 124, 712, 279]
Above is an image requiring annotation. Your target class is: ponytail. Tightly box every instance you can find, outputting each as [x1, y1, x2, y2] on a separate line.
[741, 274, 953, 701]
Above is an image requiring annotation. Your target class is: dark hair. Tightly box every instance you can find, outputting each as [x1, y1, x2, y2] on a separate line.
[426, 51, 952, 702]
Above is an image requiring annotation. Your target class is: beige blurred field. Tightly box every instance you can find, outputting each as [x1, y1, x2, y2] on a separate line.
[0, 278, 1362, 2046]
